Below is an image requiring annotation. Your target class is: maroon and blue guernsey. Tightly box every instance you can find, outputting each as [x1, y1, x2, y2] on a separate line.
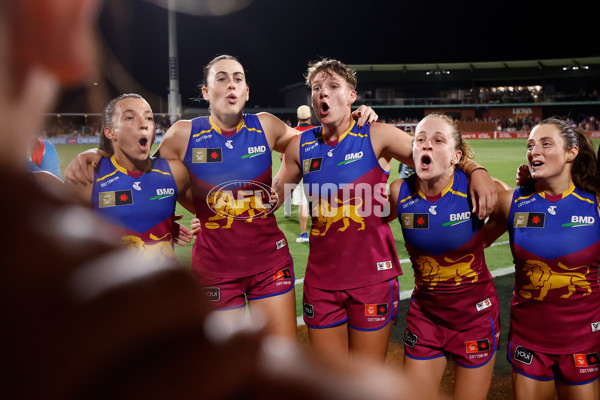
[183, 114, 290, 278]
[299, 121, 402, 290]
[397, 170, 498, 331]
[508, 183, 600, 353]
[92, 156, 178, 260]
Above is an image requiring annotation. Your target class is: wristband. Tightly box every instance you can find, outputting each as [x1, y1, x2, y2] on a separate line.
[471, 167, 487, 174]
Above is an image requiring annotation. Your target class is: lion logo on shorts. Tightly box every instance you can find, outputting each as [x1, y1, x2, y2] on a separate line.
[415, 254, 478, 289]
[518, 260, 591, 301]
[206, 190, 268, 229]
[311, 197, 365, 236]
[121, 233, 176, 262]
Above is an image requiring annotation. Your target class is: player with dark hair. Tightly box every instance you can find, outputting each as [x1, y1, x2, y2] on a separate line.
[65, 93, 193, 260]
[0, 1, 453, 399]
[65, 54, 379, 339]
[485, 117, 600, 400]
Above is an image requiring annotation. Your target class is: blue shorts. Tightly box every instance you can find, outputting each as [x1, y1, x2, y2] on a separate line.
[302, 278, 399, 331]
[196, 260, 295, 310]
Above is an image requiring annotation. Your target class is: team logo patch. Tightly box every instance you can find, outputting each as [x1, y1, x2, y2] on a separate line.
[202, 287, 220, 302]
[192, 148, 223, 163]
[401, 213, 429, 229]
[365, 304, 388, 316]
[276, 238, 286, 250]
[303, 303, 314, 318]
[377, 260, 393, 271]
[273, 268, 293, 281]
[514, 345, 534, 365]
[99, 190, 133, 208]
[303, 157, 323, 174]
[475, 297, 492, 311]
[592, 321, 600, 332]
[404, 329, 418, 348]
[574, 353, 600, 367]
[514, 212, 545, 228]
[465, 339, 490, 353]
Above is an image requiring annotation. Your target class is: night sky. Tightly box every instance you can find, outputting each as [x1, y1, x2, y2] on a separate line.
[96, 0, 598, 110]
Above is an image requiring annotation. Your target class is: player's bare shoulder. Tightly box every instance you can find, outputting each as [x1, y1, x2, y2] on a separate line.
[256, 112, 296, 152]
[368, 122, 413, 164]
[166, 119, 193, 141]
[158, 119, 193, 160]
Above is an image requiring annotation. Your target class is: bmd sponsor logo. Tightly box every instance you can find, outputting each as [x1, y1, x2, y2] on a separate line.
[563, 215, 595, 227]
[338, 151, 363, 165]
[151, 188, 175, 200]
[443, 211, 471, 226]
[241, 145, 266, 158]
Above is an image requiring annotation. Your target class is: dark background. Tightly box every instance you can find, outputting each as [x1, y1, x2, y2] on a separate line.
[60, 0, 598, 112]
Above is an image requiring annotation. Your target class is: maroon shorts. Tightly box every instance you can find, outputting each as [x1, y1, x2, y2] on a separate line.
[404, 298, 500, 368]
[508, 338, 600, 385]
[302, 278, 399, 331]
[196, 260, 295, 310]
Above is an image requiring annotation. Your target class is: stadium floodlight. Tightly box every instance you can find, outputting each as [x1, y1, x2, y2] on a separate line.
[143, 0, 252, 16]
[167, 0, 182, 124]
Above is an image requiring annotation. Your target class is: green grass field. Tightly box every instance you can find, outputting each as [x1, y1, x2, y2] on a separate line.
[56, 138, 596, 317]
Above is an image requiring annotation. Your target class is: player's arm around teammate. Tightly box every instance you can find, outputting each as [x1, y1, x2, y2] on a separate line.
[387, 113, 503, 400]
[64, 94, 194, 247]
[484, 119, 600, 400]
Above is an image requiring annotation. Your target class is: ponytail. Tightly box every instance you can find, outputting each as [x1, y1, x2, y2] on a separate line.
[572, 128, 600, 200]
[540, 117, 600, 199]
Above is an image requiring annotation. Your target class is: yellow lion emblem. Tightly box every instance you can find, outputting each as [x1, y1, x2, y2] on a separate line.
[206, 190, 268, 229]
[415, 254, 478, 289]
[519, 260, 591, 301]
[121, 233, 175, 262]
[311, 197, 365, 236]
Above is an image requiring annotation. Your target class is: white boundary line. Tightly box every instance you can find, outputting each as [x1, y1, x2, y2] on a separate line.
[295, 241, 513, 326]
[294, 241, 510, 286]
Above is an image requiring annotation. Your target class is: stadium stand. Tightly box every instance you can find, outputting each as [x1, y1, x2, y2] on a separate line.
[46, 57, 599, 137]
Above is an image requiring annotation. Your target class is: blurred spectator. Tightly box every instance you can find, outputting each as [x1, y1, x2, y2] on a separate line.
[27, 137, 61, 179]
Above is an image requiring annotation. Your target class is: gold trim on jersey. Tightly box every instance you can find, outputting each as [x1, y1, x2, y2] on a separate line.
[313, 120, 360, 145]
[201, 116, 264, 136]
[96, 156, 155, 182]
[151, 168, 172, 176]
[399, 192, 418, 204]
[302, 139, 318, 147]
[416, 175, 467, 200]
[336, 120, 357, 143]
[514, 183, 593, 204]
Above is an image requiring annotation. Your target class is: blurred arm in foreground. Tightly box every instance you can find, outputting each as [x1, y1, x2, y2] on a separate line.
[0, 1, 434, 399]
